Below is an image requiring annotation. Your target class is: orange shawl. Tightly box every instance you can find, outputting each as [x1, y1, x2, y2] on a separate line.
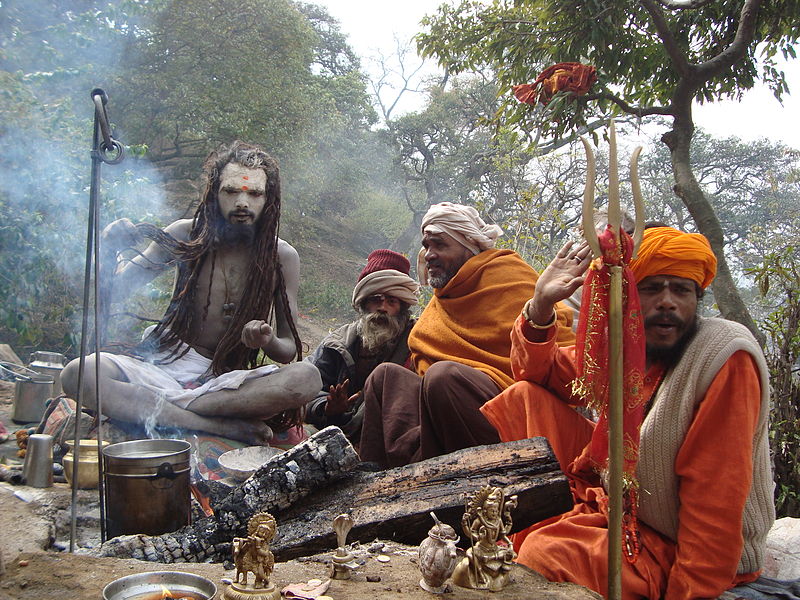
[410, 249, 574, 389]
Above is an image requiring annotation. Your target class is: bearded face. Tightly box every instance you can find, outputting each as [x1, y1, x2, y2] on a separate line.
[638, 275, 701, 368]
[214, 162, 268, 247]
[357, 308, 410, 353]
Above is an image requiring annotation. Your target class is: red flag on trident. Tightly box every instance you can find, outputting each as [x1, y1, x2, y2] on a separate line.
[572, 225, 646, 563]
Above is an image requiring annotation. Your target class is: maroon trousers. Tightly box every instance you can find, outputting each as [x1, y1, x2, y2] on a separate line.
[358, 361, 501, 467]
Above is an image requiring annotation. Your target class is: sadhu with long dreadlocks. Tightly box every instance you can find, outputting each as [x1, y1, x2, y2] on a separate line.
[62, 141, 321, 445]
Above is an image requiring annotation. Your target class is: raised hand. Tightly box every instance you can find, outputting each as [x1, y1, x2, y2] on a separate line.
[528, 240, 593, 324]
[325, 379, 360, 416]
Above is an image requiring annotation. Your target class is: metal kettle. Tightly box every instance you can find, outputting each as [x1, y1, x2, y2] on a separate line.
[29, 351, 66, 396]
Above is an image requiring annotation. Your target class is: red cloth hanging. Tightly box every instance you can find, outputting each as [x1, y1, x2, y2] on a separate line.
[572, 225, 646, 562]
[513, 62, 597, 105]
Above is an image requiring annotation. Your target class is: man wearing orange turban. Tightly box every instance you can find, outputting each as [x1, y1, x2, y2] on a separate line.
[481, 226, 774, 599]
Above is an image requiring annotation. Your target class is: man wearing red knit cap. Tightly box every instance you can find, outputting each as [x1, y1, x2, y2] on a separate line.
[482, 226, 774, 599]
[306, 250, 419, 443]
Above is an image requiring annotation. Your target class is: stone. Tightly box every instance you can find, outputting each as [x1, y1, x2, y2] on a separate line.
[763, 517, 800, 580]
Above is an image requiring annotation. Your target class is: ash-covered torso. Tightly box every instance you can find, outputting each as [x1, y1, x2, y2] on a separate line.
[190, 242, 255, 358]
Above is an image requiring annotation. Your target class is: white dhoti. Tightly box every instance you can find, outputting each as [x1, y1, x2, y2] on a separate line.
[102, 345, 278, 410]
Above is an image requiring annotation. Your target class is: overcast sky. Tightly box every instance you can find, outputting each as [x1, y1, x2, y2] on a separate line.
[319, 0, 800, 148]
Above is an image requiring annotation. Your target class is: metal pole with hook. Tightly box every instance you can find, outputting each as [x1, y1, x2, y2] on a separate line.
[69, 88, 124, 552]
[580, 120, 644, 600]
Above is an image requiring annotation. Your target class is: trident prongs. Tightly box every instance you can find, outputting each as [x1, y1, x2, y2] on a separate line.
[580, 136, 602, 259]
[580, 120, 644, 257]
[629, 146, 645, 258]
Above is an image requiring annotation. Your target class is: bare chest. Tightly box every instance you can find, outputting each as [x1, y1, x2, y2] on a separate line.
[190, 250, 252, 353]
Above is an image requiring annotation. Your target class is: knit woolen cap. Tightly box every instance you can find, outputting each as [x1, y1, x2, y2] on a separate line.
[352, 250, 419, 308]
[357, 249, 411, 281]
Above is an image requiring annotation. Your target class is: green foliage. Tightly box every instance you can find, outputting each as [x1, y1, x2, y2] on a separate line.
[751, 243, 800, 517]
[0, 0, 387, 356]
[418, 0, 800, 141]
[347, 192, 413, 253]
[635, 125, 800, 276]
[298, 279, 353, 324]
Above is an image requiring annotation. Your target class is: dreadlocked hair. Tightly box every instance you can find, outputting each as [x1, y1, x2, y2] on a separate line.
[137, 141, 304, 429]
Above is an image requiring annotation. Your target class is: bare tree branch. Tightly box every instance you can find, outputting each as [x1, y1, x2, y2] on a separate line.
[639, 0, 692, 77]
[655, 0, 716, 9]
[693, 0, 764, 82]
[581, 91, 674, 117]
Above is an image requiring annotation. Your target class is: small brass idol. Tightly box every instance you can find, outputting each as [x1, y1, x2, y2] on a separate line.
[418, 512, 460, 594]
[451, 486, 518, 591]
[224, 512, 280, 600]
[330, 513, 358, 579]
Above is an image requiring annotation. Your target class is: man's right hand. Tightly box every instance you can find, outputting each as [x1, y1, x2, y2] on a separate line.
[324, 379, 360, 416]
[528, 240, 593, 323]
[102, 218, 143, 250]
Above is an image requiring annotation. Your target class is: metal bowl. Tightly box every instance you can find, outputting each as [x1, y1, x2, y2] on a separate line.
[102, 570, 217, 600]
[217, 445, 283, 481]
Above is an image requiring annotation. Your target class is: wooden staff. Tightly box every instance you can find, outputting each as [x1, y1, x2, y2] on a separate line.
[580, 120, 644, 599]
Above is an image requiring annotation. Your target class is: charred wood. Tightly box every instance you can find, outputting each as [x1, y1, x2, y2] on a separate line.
[96, 426, 359, 563]
[272, 436, 571, 560]
[95, 433, 571, 565]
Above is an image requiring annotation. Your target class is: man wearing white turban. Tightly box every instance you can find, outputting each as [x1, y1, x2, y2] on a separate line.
[359, 202, 575, 467]
[306, 250, 420, 443]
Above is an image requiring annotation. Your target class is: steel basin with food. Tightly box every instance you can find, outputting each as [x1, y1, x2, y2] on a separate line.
[102, 571, 217, 600]
[217, 445, 283, 481]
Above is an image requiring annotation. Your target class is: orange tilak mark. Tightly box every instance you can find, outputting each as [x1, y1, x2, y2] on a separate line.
[241, 185, 249, 190]
[242, 175, 249, 180]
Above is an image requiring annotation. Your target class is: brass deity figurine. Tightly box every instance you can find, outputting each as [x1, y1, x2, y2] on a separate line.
[451, 486, 518, 591]
[330, 513, 358, 580]
[224, 512, 280, 600]
[418, 512, 460, 594]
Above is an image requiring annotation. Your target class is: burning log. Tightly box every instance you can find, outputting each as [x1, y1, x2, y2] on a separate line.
[96, 426, 359, 563]
[271, 436, 571, 560]
[96, 430, 571, 565]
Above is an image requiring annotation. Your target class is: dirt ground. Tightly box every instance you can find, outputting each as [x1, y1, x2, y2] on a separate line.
[0, 378, 601, 600]
[0, 546, 602, 600]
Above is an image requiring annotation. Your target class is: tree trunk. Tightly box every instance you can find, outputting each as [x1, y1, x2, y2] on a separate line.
[662, 105, 764, 346]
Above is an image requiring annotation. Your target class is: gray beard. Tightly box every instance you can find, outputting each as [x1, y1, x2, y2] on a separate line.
[427, 260, 461, 289]
[358, 311, 408, 354]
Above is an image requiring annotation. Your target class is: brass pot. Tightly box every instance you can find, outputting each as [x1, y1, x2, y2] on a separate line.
[63, 439, 108, 489]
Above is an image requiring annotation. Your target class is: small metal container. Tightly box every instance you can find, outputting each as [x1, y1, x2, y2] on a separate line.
[22, 434, 54, 488]
[29, 351, 66, 396]
[12, 372, 54, 424]
[102, 571, 216, 600]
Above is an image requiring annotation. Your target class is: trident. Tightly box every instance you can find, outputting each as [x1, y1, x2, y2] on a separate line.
[579, 120, 644, 600]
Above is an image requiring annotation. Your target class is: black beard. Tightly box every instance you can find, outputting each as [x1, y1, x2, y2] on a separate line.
[645, 312, 699, 369]
[213, 212, 257, 247]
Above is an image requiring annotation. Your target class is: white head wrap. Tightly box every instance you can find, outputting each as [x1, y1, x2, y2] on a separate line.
[417, 202, 503, 285]
[352, 269, 420, 309]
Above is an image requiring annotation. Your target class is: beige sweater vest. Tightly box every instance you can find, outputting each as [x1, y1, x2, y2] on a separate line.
[636, 317, 775, 574]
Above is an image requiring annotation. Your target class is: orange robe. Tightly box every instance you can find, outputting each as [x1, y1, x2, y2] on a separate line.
[409, 248, 574, 389]
[481, 315, 762, 600]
